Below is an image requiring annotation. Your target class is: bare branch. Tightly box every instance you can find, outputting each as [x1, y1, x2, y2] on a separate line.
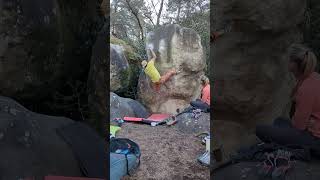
[151, 0, 159, 17]
[156, 0, 164, 26]
[143, 12, 156, 27]
[125, 0, 145, 41]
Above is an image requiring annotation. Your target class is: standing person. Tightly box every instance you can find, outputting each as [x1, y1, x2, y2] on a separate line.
[256, 44, 320, 156]
[141, 49, 178, 91]
[190, 75, 211, 112]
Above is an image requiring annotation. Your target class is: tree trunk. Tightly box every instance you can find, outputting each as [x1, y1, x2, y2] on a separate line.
[136, 15, 144, 41]
[156, 0, 164, 26]
[125, 0, 144, 41]
[176, 0, 182, 23]
[112, 0, 119, 35]
[186, 1, 191, 18]
[145, 13, 155, 27]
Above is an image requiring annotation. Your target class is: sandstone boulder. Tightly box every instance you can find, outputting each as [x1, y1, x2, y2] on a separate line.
[138, 24, 206, 114]
[87, 24, 108, 135]
[0, 0, 103, 113]
[0, 96, 82, 178]
[212, 0, 306, 129]
[110, 44, 131, 92]
[110, 92, 150, 122]
[175, 112, 210, 135]
[110, 36, 141, 95]
[212, 120, 258, 158]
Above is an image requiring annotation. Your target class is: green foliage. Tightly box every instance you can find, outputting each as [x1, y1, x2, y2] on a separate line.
[111, 36, 140, 61]
[110, 36, 142, 99]
[110, 36, 128, 45]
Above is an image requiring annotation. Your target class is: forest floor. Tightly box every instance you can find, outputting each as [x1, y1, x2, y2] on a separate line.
[117, 123, 210, 180]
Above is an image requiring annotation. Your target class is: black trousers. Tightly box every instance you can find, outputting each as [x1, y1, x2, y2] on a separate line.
[190, 99, 210, 111]
[256, 117, 320, 157]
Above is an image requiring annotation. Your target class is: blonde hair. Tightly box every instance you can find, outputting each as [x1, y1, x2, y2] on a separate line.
[289, 44, 318, 97]
[141, 60, 148, 68]
[288, 44, 317, 78]
[200, 75, 209, 85]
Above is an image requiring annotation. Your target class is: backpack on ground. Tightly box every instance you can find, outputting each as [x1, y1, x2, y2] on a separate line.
[110, 138, 141, 180]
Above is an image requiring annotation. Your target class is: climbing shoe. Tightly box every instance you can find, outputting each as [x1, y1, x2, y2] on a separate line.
[198, 151, 210, 167]
[257, 152, 275, 178]
[271, 150, 293, 180]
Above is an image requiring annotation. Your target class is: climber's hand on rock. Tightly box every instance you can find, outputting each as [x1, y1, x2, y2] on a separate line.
[150, 49, 157, 59]
[176, 67, 182, 74]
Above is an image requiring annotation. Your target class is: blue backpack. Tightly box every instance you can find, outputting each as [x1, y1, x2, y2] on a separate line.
[110, 138, 141, 180]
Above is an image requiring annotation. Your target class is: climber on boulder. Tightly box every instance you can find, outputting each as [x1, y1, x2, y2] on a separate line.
[141, 49, 178, 91]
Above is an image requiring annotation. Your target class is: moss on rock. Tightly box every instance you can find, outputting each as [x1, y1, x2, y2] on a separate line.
[119, 68, 131, 90]
[110, 36, 140, 61]
[110, 36, 141, 98]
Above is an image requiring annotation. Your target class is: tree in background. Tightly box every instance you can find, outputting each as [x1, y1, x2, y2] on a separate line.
[165, 0, 209, 23]
[165, 0, 210, 74]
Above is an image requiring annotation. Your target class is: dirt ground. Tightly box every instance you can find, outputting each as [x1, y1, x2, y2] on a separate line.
[116, 123, 210, 180]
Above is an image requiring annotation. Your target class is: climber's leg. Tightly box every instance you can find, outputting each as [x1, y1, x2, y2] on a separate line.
[159, 68, 177, 84]
[153, 82, 161, 92]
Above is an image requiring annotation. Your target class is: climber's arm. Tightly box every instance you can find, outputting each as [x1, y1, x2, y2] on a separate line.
[150, 49, 157, 62]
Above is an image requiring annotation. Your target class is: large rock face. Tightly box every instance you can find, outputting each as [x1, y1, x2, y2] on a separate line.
[110, 36, 142, 97]
[138, 24, 206, 113]
[175, 112, 210, 135]
[110, 92, 150, 122]
[0, 96, 82, 178]
[0, 0, 103, 111]
[212, 0, 306, 129]
[110, 44, 131, 92]
[87, 24, 108, 135]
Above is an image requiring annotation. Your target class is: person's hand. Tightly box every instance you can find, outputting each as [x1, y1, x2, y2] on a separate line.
[150, 49, 156, 58]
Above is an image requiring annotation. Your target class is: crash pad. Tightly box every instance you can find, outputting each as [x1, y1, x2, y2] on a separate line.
[146, 114, 171, 121]
[110, 125, 121, 136]
[123, 117, 143, 122]
[123, 114, 171, 125]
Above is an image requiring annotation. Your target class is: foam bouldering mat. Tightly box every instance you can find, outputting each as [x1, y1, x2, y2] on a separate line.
[45, 176, 104, 180]
[146, 114, 171, 121]
[110, 125, 121, 136]
[123, 117, 143, 122]
[56, 122, 105, 179]
[123, 114, 172, 125]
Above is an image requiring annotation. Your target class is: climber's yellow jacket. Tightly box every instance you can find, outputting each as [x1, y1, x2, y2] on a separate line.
[144, 59, 161, 83]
